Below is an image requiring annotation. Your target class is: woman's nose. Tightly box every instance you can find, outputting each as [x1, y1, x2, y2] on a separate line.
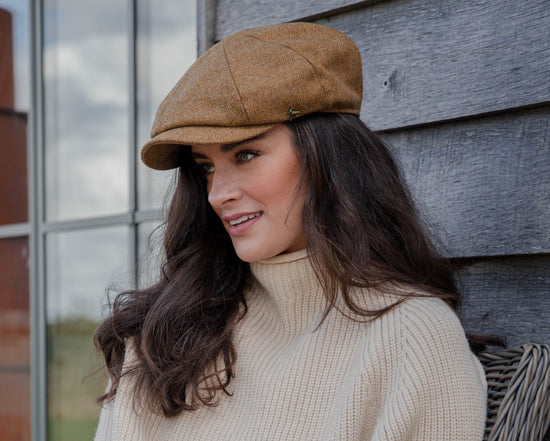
[207, 169, 242, 208]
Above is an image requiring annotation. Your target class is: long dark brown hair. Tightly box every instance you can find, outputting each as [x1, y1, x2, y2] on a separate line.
[94, 112, 488, 417]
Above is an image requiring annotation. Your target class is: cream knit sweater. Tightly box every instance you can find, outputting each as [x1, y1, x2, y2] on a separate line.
[95, 249, 487, 440]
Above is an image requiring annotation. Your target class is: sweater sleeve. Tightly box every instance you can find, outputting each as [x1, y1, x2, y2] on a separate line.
[372, 298, 487, 441]
[94, 394, 115, 441]
[93, 341, 138, 441]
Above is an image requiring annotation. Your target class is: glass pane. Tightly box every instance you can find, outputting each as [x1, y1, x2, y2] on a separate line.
[137, 221, 164, 288]
[136, 0, 196, 210]
[0, 2, 30, 225]
[0, 237, 30, 441]
[43, 0, 129, 221]
[46, 226, 130, 441]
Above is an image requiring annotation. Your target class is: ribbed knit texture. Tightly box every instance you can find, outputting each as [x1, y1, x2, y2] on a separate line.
[95, 249, 486, 440]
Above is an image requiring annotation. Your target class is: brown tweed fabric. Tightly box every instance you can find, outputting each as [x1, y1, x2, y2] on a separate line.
[141, 22, 363, 170]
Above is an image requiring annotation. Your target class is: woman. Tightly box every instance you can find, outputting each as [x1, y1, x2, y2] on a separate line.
[94, 22, 487, 440]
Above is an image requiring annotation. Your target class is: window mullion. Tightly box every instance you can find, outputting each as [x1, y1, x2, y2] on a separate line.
[30, 0, 47, 438]
[129, 0, 138, 289]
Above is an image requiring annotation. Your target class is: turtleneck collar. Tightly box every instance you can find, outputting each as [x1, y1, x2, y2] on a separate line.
[248, 249, 329, 334]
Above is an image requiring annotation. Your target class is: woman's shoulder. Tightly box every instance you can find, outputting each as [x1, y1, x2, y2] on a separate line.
[352, 283, 462, 328]
[352, 285, 472, 362]
[382, 290, 467, 346]
[395, 294, 462, 331]
[374, 291, 483, 382]
[356, 287, 486, 398]
[350, 292, 486, 439]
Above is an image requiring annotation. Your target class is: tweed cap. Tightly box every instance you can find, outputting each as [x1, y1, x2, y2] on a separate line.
[141, 22, 363, 170]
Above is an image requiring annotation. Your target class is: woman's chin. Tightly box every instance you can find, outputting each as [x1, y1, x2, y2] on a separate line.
[230, 230, 307, 262]
[233, 248, 272, 263]
[233, 245, 306, 263]
[232, 242, 282, 263]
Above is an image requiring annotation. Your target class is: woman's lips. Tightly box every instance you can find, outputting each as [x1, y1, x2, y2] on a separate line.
[226, 212, 263, 236]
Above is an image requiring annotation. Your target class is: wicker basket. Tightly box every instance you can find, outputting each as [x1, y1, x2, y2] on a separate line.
[478, 344, 550, 441]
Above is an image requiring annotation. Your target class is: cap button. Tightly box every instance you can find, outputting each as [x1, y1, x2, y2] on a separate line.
[288, 107, 301, 121]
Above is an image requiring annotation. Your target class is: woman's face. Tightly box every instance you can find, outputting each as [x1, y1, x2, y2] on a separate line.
[191, 124, 306, 262]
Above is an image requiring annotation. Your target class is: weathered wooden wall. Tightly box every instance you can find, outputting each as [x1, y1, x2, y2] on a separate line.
[207, 0, 550, 350]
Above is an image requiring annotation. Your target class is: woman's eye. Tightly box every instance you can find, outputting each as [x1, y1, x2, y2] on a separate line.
[200, 163, 215, 175]
[236, 151, 258, 164]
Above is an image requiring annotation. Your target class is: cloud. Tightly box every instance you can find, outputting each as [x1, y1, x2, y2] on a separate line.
[42, 2, 196, 220]
[0, 0, 196, 318]
[43, 0, 128, 45]
[44, 47, 129, 219]
[43, 0, 196, 45]
[46, 226, 130, 321]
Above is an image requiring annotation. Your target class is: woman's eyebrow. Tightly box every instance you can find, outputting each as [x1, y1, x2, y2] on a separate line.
[191, 132, 268, 158]
[221, 132, 267, 152]
[190, 151, 209, 159]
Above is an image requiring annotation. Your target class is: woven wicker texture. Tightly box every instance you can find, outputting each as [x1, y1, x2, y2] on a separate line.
[478, 344, 550, 441]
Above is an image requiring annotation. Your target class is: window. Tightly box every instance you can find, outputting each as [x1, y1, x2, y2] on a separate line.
[0, 0, 196, 439]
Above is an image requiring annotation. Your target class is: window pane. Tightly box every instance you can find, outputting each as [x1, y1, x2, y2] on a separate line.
[137, 221, 164, 288]
[136, 0, 196, 210]
[43, 0, 129, 221]
[0, 237, 30, 441]
[46, 226, 130, 441]
[0, 3, 30, 225]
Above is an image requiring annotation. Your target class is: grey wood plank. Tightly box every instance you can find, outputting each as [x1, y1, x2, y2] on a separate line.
[381, 106, 550, 258]
[216, 0, 550, 131]
[322, 0, 550, 130]
[197, 0, 217, 54]
[216, 0, 375, 39]
[457, 256, 550, 348]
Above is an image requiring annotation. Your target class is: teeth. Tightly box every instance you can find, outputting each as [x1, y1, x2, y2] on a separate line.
[229, 212, 262, 226]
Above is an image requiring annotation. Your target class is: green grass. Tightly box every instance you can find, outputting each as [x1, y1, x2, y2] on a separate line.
[47, 318, 105, 441]
[48, 416, 99, 441]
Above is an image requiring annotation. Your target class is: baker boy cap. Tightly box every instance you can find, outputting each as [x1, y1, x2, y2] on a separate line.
[141, 22, 363, 170]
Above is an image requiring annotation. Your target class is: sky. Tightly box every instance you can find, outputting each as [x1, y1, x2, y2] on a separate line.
[42, 0, 196, 221]
[0, 0, 196, 320]
[43, 0, 195, 319]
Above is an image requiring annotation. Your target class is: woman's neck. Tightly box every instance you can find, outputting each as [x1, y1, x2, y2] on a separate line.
[248, 249, 329, 335]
